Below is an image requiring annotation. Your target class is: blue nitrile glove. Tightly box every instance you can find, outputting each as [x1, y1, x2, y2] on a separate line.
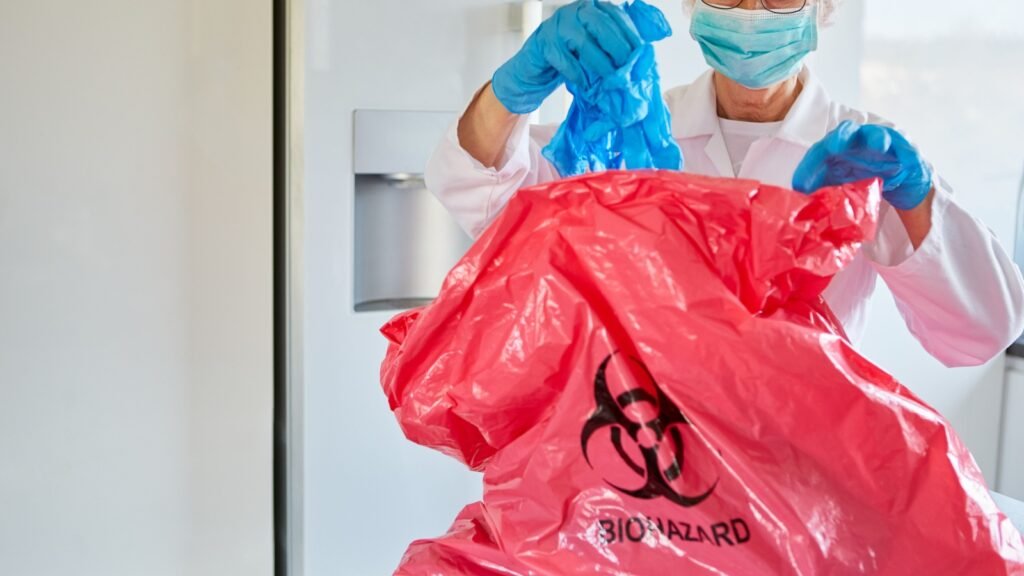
[792, 121, 933, 211]
[542, 0, 682, 176]
[492, 0, 644, 115]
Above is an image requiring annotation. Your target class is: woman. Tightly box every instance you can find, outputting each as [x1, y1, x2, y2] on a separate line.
[424, 0, 1024, 367]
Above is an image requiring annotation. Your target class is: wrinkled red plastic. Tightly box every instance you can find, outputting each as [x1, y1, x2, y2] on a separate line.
[381, 171, 1024, 575]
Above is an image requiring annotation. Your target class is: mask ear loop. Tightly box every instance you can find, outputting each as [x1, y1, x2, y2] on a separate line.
[813, 0, 841, 29]
[811, 0, 824, 27]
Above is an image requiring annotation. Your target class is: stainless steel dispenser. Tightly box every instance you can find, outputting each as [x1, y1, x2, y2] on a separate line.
[353, 110, 472, 312]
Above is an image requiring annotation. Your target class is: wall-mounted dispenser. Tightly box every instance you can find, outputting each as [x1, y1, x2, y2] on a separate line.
[353, 109, 472, 312]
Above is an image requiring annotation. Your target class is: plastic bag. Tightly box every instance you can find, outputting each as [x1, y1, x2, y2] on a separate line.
[381, 171, 1024, 575]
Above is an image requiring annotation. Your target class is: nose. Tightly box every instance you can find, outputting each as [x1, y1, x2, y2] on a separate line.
[737, 0, 760, 8]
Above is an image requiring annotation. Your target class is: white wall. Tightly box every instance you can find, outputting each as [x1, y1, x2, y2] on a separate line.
[303, 2, 498, 573]
[1002, 359, 1024, 499]
[0, 2, 273, 575]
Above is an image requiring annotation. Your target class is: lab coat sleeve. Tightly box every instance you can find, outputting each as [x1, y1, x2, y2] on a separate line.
[863, 179, 1024, 367]
[424, 106, 561, 239]
[830, 109, 1024, 366]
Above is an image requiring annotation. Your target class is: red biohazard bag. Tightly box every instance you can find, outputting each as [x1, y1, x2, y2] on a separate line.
[380, 171, 1024, 575]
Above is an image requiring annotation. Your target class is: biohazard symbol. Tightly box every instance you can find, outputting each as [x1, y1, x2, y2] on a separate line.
[581, 353, 718, 508]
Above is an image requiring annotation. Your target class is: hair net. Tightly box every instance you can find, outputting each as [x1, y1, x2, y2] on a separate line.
[681, 0, 843, 26]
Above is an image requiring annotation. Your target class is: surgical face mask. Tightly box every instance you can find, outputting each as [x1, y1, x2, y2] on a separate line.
[689, 3, 818, 89]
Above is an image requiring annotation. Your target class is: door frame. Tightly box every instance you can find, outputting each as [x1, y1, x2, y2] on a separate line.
[274, 0, 305, 574]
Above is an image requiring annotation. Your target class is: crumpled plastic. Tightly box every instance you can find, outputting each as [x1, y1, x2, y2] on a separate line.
[381, 171, 1024, 575]
[542, 1, 683, 177]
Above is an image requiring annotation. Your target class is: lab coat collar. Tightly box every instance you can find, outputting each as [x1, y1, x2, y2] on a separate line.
[671, 66, 833, 149]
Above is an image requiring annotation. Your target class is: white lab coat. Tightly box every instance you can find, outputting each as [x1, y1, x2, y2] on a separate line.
[425, 67, 1024, 367]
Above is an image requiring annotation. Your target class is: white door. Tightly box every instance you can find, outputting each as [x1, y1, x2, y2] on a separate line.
[0, 2, 273, 575]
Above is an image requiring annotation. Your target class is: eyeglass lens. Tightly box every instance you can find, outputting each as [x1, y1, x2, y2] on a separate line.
[701, 0, 808, 15]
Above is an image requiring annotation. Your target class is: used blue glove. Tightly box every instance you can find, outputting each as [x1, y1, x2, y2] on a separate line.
[542, 0, 682, 176]
[492, 0, 644, 115]
[792, 121, 933, 211]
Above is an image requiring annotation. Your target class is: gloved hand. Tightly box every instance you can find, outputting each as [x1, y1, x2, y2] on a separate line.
[541, 0, 682, 176]
[792, 121, 934, 211]
[492, 0, 644, 115]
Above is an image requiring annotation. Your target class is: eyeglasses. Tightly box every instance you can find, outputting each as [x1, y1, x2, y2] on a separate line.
[701, 0, 808, 15]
